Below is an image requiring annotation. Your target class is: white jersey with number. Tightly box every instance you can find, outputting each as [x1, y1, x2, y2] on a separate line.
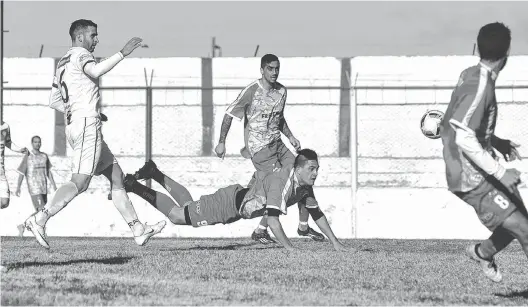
[52, 47, 100, 121]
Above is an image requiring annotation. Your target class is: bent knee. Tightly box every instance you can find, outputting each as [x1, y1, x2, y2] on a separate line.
[503, 210, 528, 243]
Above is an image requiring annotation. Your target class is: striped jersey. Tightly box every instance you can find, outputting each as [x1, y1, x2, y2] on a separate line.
[226, 79, 287, 156]
[239, 164, 319, 219]
[16, 151, 52, 195]
[440, 63, 498, 192]
[52, 47, 100, 121]
[0, 123, 11, 176]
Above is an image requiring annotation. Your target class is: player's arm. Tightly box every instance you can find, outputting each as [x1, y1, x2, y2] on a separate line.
[15, 154, 28, 196]
[46, 156, 57, 191]
[278, 90, 300, 151]
[264, 176, 295, 250]
[267, 208, 295, 250]
[82, 37, 143, 79]
[218, 114, 233, 144]
[49, 76, 65, 113]
[449, 87, 518, 189]
[4, 127, 27, 154]
[491, 134, 521, 162]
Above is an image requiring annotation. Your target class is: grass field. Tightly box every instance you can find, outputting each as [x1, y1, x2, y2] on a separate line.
[1, 237, 527, 306]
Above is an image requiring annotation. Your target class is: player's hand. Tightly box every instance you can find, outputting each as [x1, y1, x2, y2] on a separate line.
[240, 146, 251, 159]
[496, 139, 521, 162]
[289, 136, 301, 151]
[20, 147, 29, 155]
[215, 143, 226, 159]
[499, 168, 522, 193]
[14, 189, 20, 197]
[120, 37, 143, 57]
[333, 242, 348, 252]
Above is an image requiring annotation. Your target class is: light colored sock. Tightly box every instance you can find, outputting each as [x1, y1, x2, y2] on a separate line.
[299, 221, 308, 231]
[111, 188, 144, 236]
[35, 181, 79, 225]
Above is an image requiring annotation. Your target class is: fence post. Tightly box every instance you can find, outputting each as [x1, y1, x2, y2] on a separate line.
[339, 58, 351, 157]
[145, 86, 152, 188]
[350, 88, 358, 239]
[201, 58, 214, 156]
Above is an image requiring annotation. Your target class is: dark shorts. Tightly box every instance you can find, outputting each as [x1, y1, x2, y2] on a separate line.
[30, 194, 47, 210]
[184, 184, 243, 227]
[455, 177, 527, 231]
[251, 139, 295, 172]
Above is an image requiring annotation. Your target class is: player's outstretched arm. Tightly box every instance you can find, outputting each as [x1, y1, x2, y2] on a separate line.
[308, 207, 347, 251]
[6, 141, 27, 155]
[215, 114, 233, 158]
[83, 37, 143, 79]
[267, 209, 295, 250]
[280, 117, 300, 151]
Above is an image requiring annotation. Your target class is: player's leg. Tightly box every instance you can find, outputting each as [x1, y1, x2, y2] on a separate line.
[18, 194, 46, 236]
[132, 160, 193, 207]
[249, 145, 278, 244]
[98, 142, 165, 246]
[0, 176, 10, 209]
[123, 173, 192, 220]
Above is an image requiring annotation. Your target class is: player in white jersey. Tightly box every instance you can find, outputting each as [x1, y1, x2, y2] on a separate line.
[0, 121, 29, 208]
[23, 19, 166, 249]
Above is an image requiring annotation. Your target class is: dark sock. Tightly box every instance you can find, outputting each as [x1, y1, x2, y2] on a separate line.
[475, 243, 487, 260]
[152, 168, 165, 185]
[130, 181, 176, 216]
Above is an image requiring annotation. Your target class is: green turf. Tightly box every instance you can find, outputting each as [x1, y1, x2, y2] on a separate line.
[1, 237, 527, 306]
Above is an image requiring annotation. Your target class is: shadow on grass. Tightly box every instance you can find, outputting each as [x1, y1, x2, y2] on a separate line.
[5, 256, 134, 270]
[160, 242, 284, 251]
[495, 289, 528, 299]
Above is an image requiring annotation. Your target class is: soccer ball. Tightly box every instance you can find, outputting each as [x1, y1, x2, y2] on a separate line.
[420, 110, 444, 139]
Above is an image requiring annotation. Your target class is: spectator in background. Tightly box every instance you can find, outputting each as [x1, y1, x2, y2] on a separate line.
[15, 136, 57, 236]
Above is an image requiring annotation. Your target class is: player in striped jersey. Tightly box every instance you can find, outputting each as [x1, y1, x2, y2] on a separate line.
[0, 121, 29, 209]
[214, 54, 325, 244]
[440, 22, 528, 283]
[123, 149, 347, 251]
[23, 19, 165, 249]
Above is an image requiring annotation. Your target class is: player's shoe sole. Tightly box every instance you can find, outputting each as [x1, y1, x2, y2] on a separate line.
[297, 227, 325, 242]
[134, 220, 166, 246]
[466, 244, 502, 283]
[24, 215, 49, 249]
[134, 160, 158, 180]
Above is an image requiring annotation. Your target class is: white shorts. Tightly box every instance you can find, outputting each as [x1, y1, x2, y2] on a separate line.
[66, 117, 117, 176]
[0, 175, 10, 199]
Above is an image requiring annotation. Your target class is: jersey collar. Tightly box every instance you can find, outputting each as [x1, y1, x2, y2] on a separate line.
[479, 62, 498, 81]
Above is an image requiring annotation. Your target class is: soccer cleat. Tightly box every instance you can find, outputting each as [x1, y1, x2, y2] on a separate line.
[466, 244, 503, 283]
[123, 174, 137, 193]
[134, 220, 166, 246]
[17, 224, 25, 237]
[133, 159, 158, 180]
[298, 227, 325, 242]
[24, 215, 49, 249]
[251, 230, 276, 244]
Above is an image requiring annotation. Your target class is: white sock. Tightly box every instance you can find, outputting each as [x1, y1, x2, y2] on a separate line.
[111, 188, 144, 236]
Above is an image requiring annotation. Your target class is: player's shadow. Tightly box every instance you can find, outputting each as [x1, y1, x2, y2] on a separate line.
[160, 242, 283, 251]
[5, 256, 134, 270]
[494, 289, 528, 299]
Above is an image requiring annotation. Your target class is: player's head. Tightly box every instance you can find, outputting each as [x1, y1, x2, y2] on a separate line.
[294, 149, 319, 186]
[260, 54, 280, 84]
[477, 22, 511, 71]
[69, 19, 99, 52]
[31, 135, 41, 150]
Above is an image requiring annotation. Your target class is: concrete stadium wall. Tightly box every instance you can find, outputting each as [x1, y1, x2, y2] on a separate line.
[2, 56, 528, 240]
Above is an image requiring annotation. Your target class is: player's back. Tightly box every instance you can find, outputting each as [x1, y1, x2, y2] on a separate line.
[440, 64, 497, 192]
[54, 47, 100, 120]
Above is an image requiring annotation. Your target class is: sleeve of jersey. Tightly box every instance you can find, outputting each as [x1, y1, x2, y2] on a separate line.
[264, 176, 287, 215]
[225, 85, 252, 121]
[448, 84, 505, 180]
[299, 186, 319, 209]
[49, 76, 65, 113]
[81, 51, 124, 79]
[16, 154, 28, 176]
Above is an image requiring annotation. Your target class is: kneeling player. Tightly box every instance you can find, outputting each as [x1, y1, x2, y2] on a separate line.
[124, 149, 347, 251]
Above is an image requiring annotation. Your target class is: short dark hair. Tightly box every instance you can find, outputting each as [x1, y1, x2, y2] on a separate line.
[294, 149, 318, 168]
[261, 54, 279, 68]
[31, 135, 41, 142]
[69, 19, 97, 41]
[477, 22, 511, 61]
